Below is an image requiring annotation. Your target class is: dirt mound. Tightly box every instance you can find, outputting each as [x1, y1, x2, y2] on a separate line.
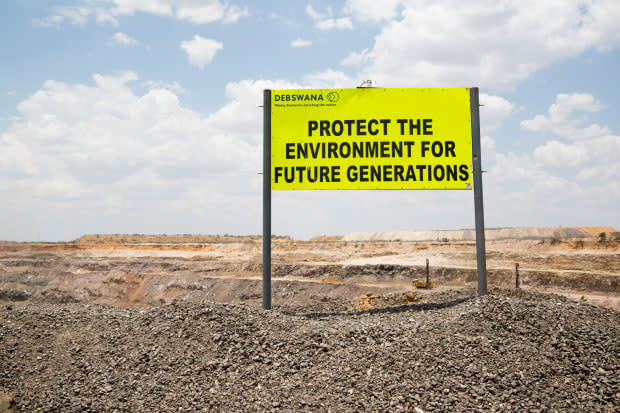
[348, 292, 424, 311]
[344, 226, 619, 242]
[1, 288, 617, 411]
[574, 226, 618, 237]
[308, 235, 344, 242]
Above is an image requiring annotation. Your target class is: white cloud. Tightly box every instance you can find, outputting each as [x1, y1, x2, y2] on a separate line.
[521, 93, 609, 140]
[95, 7, 119, 26]
[479, 94, 514, 133]
[483, 151, 583, 222]
[344, 0, 403, 22]
[533, 140, 588, 168]
[205, 78, 303, 140]
[269, 12, 294, 25]
[141, 80, 185, 93]
[175, 2, 248, 24]
[221, 4, 249, 23]
[306, 3, 353, 31]
[342, 0, 620, 90]
[108, 0, 172, 16]
[481, 147, 619, 228]
[481, 135, 496, 161]
[486, 93, 619, 215]
[305, 4, 323, 20]
[0, 72, 264, 240]
[33, 6, 90, 27]
[316, 17, 353, 31]
[36, 0, 248, 26]
[532, 133, 619, 179]
[302, 70, 355, 88]
[111, 32, 138, 46]
[180, 36, 224, 69]
[5, 72, 259, 179]
[340, 49, 369, 66]
[3, 73, 387, 241]
[491, 152, 568, 192]
[291, 38, 312, 48]
[0, 70, 363, 213]
[518, 94, 620, 182]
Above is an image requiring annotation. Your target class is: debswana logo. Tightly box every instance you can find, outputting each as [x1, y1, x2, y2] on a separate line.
[274, 93, 324, 102]
[326, 92, 339, 102]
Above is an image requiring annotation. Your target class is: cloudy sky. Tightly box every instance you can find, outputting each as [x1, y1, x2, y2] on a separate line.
[1, 0, 619, 241]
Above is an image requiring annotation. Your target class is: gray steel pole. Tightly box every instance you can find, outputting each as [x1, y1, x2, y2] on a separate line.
[262, 89, 272, 309]
[470, 87, 487, 296]
[515, 263, 520, 289]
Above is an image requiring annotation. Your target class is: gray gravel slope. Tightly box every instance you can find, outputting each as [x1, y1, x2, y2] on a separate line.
[1, 288, 618, 412]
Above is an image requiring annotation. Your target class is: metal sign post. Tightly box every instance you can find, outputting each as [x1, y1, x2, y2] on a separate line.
[262, 89, 272, 310]
[470, 87, 487, 296]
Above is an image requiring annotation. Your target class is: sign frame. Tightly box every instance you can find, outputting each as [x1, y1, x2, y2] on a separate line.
[262, 88, 487, 310]
[270, 88, 474, 191]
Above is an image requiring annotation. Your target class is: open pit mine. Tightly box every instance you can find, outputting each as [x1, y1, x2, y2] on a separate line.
[1, 227, 618, 411]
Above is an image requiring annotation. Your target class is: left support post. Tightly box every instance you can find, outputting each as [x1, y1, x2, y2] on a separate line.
[262, 89, 272, 310]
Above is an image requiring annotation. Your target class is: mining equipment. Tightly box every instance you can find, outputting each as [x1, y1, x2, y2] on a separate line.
[413, 258, 434, 289]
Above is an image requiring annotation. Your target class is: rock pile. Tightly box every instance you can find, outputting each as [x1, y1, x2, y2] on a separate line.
[1, 288, 618, 412]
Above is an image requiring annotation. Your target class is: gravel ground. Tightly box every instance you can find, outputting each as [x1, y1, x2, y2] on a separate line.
[1, 288, 618, 412]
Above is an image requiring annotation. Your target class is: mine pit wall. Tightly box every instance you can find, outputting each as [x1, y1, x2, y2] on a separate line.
[268, 263, 618, 293]
[1, 260, 617, 308]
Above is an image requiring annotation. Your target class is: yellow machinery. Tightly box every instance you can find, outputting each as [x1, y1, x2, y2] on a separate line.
[413, 258, 434, 289]
[413, 279, 435, 289]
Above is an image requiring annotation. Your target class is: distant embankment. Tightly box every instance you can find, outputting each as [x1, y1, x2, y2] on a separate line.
[74, 234, 292, 244]
[343, 226, 618, 242]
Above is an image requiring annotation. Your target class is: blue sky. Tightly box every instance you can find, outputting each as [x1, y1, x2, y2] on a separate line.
[1, 0, 619, 241]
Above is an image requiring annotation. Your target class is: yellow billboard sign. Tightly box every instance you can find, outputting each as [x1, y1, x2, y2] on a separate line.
[271, 88, 472, 190]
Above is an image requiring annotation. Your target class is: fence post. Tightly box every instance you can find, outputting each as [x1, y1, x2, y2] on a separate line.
[515, 263, 520, 289]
